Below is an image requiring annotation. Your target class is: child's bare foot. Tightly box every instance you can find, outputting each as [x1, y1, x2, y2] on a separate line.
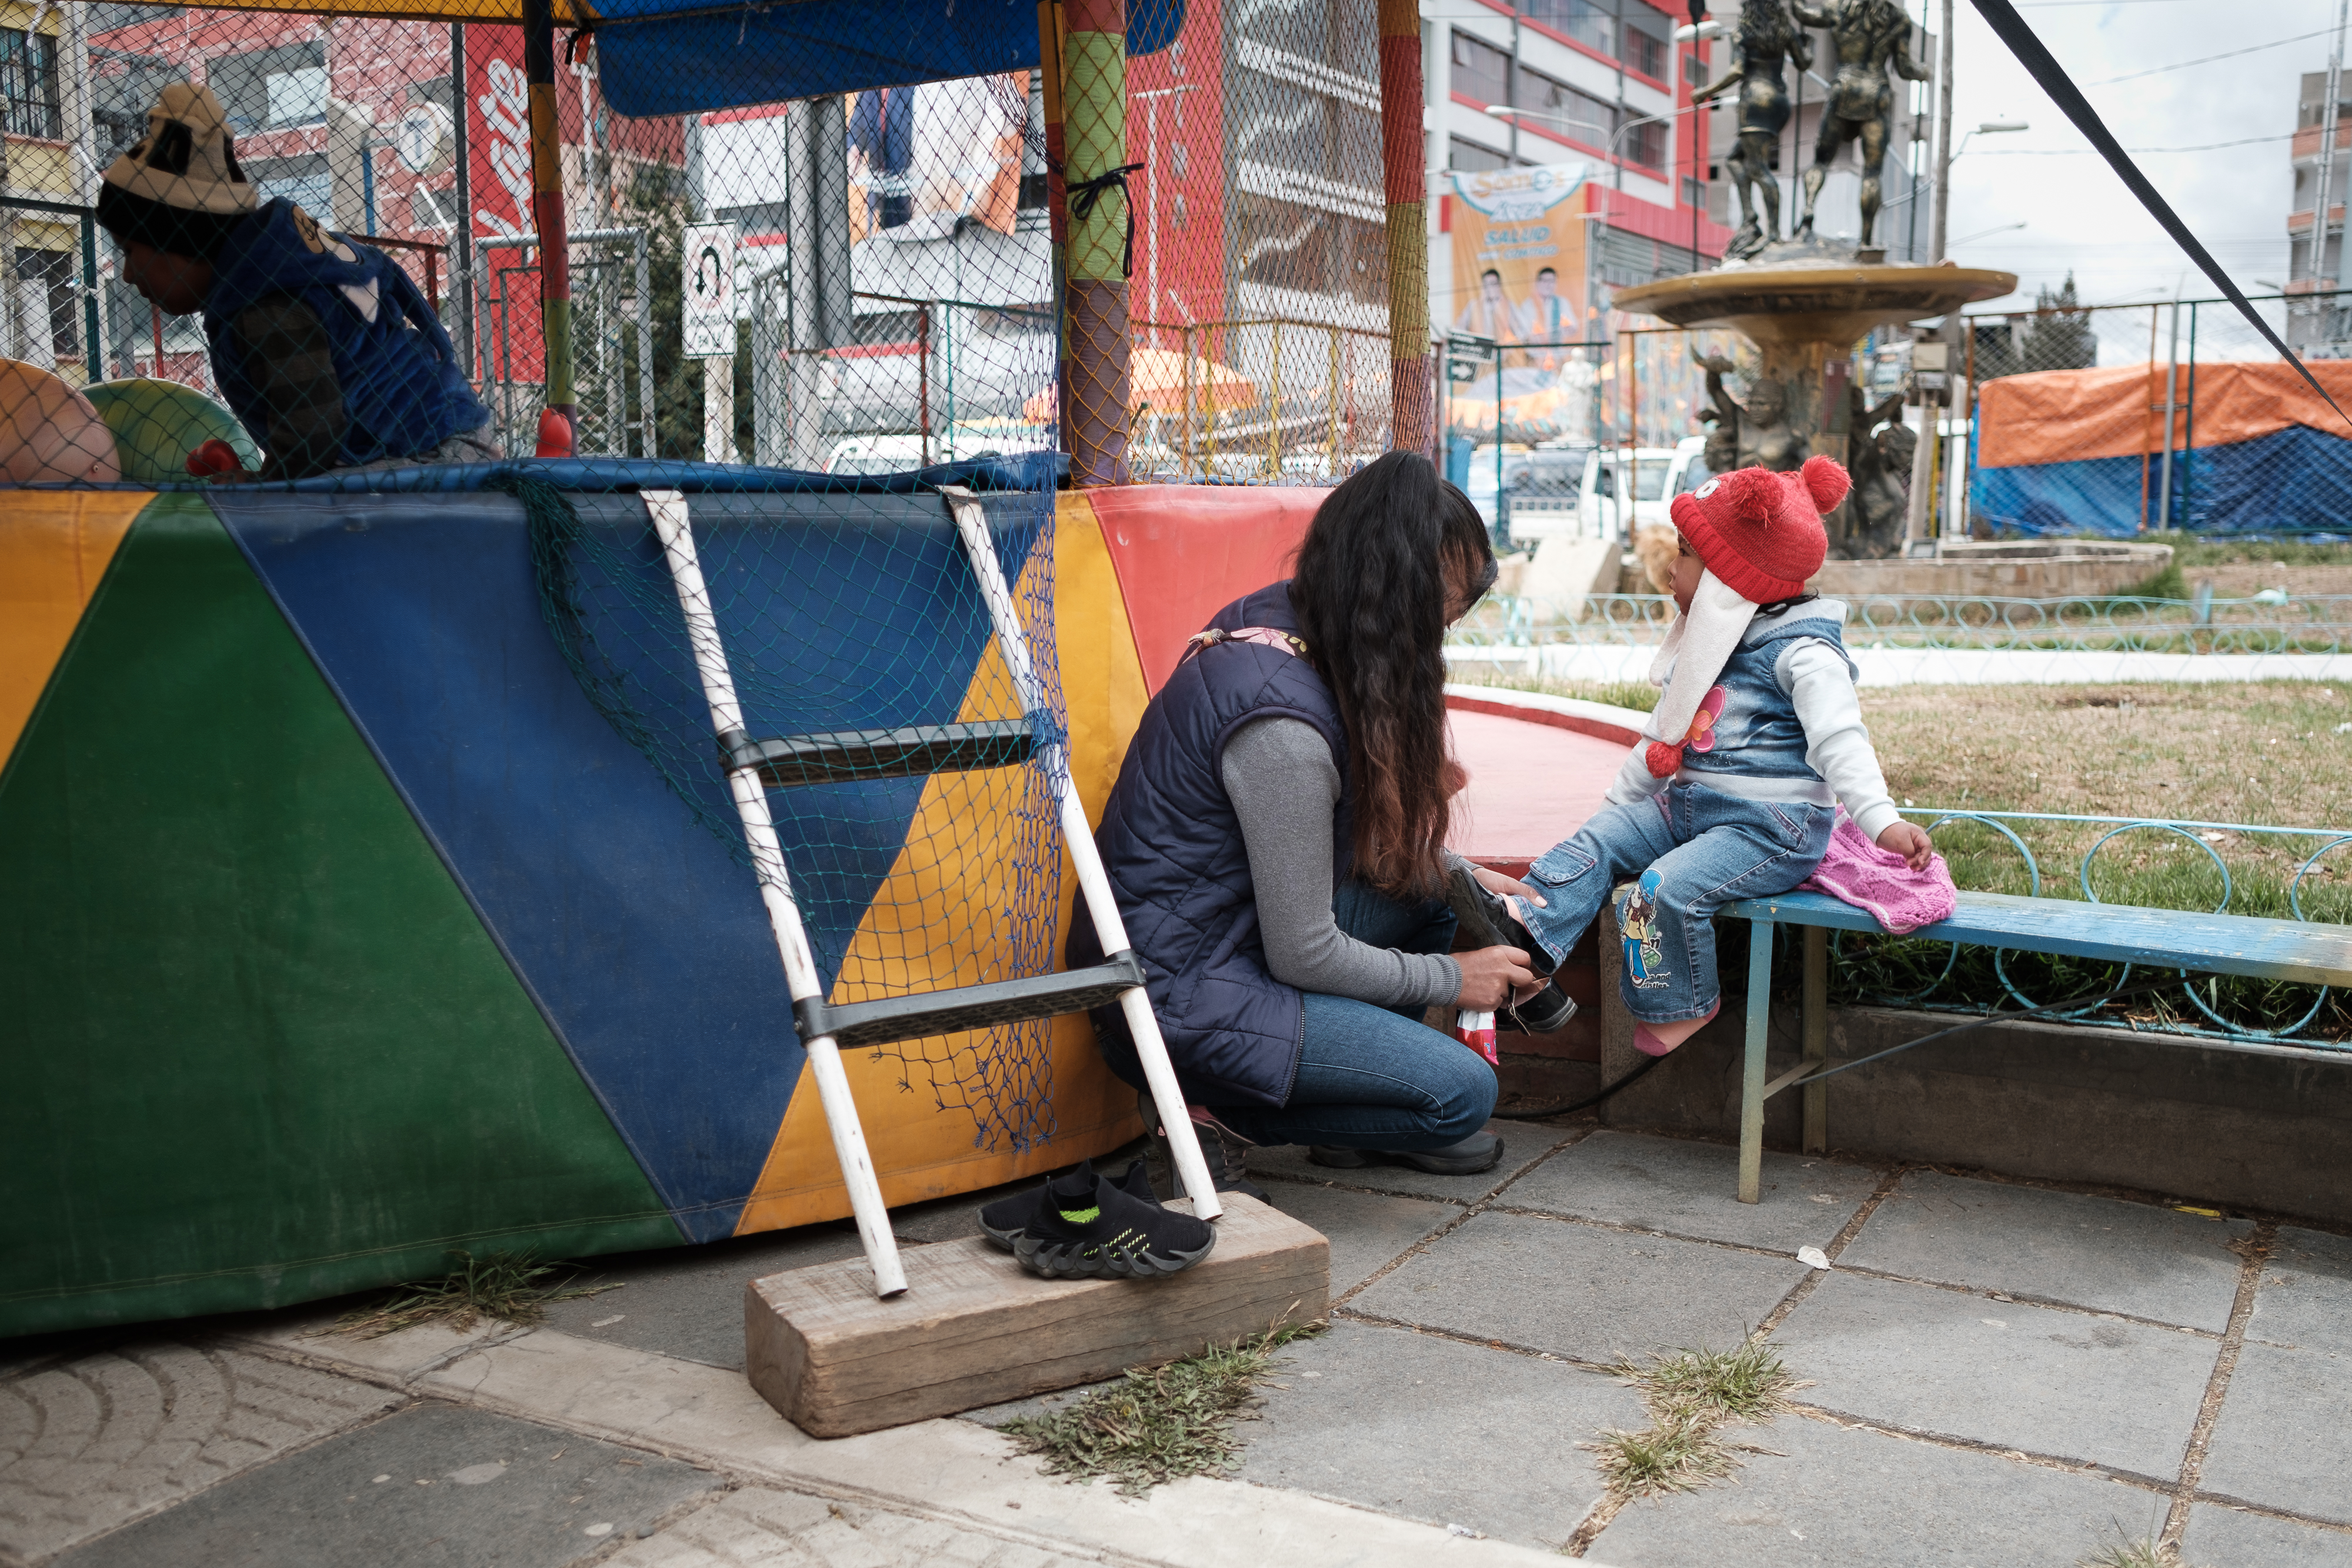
[1633, 1001, 1720, 1057]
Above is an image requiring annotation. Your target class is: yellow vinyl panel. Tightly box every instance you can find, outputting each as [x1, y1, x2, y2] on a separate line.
[733, 491, 1153, 1234]
[0, 491, 155, 768]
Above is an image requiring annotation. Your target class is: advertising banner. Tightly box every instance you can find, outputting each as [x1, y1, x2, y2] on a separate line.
[467, 25, 542, 383]
[1444, 163, 1594, 441]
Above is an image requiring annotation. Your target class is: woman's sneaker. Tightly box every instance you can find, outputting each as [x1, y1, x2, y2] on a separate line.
[1013, 1162, 1217, 1280]
[978, 1158, 1155, 1253]
[1308, 1131, 1505, 1176]
[1140, 1091, 1271, 1203]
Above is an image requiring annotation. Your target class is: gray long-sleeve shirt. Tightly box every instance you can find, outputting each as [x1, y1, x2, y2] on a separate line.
[1219, 716, 1464, 1011]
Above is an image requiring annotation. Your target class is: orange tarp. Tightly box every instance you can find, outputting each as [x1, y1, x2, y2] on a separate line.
[1977, 360, 2352, 469]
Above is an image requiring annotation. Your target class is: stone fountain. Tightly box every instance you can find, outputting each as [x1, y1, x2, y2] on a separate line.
[1612, 243, 2014, 559]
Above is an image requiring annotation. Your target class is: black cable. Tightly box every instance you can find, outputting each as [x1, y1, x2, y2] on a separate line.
[1505, 1050, 1665, 1119]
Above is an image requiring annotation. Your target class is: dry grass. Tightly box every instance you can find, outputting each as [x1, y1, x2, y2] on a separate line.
[326, 1252, 618, 1339]
[1863, 681, 2352, 840]
[1584, 1339, 1799, 1502]
[2078, 1530, 2197, 1568]
[996, 1319, 1325, 1496]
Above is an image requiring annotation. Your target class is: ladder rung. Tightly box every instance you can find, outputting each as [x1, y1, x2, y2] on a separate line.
[722, 718, 1036, 789]
[794, 953, 1147, 1050]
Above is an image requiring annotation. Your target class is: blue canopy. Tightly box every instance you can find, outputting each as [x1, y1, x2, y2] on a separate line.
[594, 0, 1184, 118]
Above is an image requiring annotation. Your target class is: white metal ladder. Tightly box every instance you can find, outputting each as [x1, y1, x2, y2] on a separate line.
[646, 486, 1220, 1298]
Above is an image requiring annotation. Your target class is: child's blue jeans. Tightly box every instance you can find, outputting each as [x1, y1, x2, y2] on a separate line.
[1518, 781, 1836, 1025]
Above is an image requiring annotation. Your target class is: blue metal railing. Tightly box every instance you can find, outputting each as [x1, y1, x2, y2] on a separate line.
[1458, 593, 2352, 657]
[1832, 808, 2352, 1049]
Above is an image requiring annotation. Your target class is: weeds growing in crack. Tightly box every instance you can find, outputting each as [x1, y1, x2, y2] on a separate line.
[326, 1251, 618, 1338]
[2080, 1529, 2199, 1568]
[1583, 1338, 1799, 1502]
[996, 1318, 1325, 1496]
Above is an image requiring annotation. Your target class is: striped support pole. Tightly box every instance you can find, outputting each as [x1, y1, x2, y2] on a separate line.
[1379, 0, 1432, 458]
[1063, 0, 1130, 487]
[523, 0, 576, 433]
[1038, 2, 1070, 452]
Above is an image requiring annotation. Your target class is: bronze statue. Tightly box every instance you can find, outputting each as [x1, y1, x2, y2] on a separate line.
[1792, 0, 1930, 249]
[1695, 0, 1810, 261]
[1842, 384, 1915, 556]
[1696, 351, 1807, 472]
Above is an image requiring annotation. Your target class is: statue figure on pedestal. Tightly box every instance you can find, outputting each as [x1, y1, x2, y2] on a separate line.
[1695, 1, 1810, 262]
[1792, 0, 1931, 249]
[1696, 352, 1807, 473]
[1843, 385, 1915, 556]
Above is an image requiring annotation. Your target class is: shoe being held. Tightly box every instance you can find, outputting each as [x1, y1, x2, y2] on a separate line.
[1013, 1161, 1218, 1281]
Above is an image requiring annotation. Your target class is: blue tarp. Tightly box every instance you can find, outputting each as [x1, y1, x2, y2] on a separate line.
[595, 0, 1184, 119]
[1972, 426, 2352, 538]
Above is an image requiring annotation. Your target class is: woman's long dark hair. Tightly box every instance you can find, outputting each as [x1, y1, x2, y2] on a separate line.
[1291, 451, 1495, 900]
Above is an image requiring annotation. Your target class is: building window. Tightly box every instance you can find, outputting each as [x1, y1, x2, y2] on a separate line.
[1451, 31, 1511, 110]
[2, 27, 62, 139]
[211, 41, 329, 136]
[1621, 18, 1666, 80]
[1448, 135, 1512, 173]
[1514, 62, 1615, 148]
[1518, 0, 1612, 55]
[1685, 49, 1710, 88]
[1683, 176, 1706, 209]
[1625, 120, 1668, 171]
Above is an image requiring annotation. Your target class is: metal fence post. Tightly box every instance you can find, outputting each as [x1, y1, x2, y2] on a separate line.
[635, 228, 654, 458]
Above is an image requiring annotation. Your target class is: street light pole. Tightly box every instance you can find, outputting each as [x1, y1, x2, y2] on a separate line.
[1930, 0, 1955, 259]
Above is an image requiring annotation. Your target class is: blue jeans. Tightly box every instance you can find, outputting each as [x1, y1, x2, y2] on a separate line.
[1209, 882, 1498, 1151]
[1519, 781, 1836, 1025]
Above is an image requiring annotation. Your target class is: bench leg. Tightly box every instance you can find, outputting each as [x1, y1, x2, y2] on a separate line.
[1802, 924, 1827, 1156]
[1739, 918, 1772, 1204]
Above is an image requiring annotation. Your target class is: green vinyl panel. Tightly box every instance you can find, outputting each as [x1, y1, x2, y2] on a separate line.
[0, 496, 682, 1337]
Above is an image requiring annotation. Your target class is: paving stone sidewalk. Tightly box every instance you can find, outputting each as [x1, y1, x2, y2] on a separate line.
[6, 1119, 2351, 1566]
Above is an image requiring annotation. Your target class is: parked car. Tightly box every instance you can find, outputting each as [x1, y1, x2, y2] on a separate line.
[1579, 437, 1709, 541]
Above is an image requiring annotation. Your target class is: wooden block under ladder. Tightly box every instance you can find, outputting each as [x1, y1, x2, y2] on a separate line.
[744, 1195, 1330, 1438]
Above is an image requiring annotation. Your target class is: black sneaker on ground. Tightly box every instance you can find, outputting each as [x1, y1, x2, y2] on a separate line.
[1503, 982, 1578, 1035]
[1446, 864, 1558, 977]
[1139, 1091, 1271, 1203]
[1308, 1131, 1505, 1176]
[978, 1158, 1155, 1253]
[1013, 1162, 1217, 1281]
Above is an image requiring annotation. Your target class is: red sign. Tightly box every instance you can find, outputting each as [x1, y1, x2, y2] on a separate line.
[466, 25, 542, 383]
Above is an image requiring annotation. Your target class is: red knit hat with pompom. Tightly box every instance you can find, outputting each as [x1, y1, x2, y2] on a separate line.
[1667, 456, 1849, 603]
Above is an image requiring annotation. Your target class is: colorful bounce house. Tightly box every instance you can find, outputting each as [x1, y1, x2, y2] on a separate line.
[1972, 360, 2352, 537]
[3, 379, 1336, 1333]
[1, 0, 1458, 1334]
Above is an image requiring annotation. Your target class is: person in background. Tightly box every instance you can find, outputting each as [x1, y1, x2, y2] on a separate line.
[95, 83, 494, 480]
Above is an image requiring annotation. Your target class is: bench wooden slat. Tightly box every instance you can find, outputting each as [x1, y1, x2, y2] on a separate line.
[1723, 889, 2352, 988]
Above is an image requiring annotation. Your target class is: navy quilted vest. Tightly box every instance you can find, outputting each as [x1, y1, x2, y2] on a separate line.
[1068, 581, 1351, 1108]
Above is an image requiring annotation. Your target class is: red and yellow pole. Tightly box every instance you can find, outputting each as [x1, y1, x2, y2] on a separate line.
[1062, 0, 1130, 486]
[1379, 0, 1432, 458]
[1038, 2, 1070, 452]
[523, 0, 576, 448]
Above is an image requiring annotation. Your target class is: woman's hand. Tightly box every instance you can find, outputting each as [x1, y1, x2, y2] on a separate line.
[1454, 944, 1538, 1011]
[1876, 821, 1934, 872]
[1468, 862, 1546, 908]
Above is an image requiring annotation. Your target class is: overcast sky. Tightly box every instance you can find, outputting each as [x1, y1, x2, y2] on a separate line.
[1935, 0, 2331, 343]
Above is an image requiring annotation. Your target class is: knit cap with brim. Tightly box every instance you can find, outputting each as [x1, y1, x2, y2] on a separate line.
[95, 82, 258, 262]
[1667, 455, 1847, 604]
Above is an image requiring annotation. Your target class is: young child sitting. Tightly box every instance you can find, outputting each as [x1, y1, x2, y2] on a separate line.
[93, 82, 494, 480]
[1501, 456, 1932, 1056]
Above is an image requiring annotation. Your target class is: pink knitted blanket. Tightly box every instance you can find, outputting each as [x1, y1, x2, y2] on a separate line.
[1801, 813, 1957, 934]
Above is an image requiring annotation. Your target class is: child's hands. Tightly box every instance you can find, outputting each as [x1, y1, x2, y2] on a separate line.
[1469, 861, 1546, 908]
[1876, 820, 1934, 871]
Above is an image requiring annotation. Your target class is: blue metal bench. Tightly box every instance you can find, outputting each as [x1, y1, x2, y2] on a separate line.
[1717, 889, 2352, 1203]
